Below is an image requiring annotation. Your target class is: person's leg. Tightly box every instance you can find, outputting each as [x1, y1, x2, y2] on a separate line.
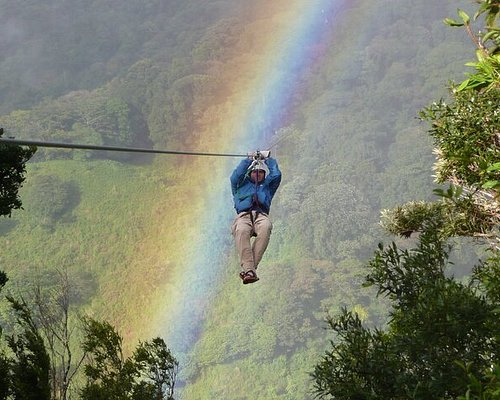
[231, 213, 255, 273]
[252, 212, 272, 268]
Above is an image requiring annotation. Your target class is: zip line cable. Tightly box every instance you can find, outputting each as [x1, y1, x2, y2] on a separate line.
[0, 138, 248, 158]
[268, 130, 290, 150]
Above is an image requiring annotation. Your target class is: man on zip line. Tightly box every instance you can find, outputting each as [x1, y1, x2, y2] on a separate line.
[230, 151, 282, 284]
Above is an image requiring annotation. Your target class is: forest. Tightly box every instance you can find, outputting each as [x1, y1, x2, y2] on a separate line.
[0, 0, 498, 398]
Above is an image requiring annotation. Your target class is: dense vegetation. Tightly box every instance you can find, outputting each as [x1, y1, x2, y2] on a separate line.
[1, 0, 497, 398]
[0, 0, 244, 115]
[0, 128, 36, 217]
[313, 2, 499, 399]
[0, 262, 178, 398]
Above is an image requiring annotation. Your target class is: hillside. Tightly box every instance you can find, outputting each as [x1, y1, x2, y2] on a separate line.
[0, 0, 481, 398]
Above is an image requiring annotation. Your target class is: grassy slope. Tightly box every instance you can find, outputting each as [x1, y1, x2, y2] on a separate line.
[0, 159, 174, 339]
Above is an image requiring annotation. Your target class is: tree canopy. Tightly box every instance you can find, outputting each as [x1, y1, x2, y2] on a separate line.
[0, 128, 36, 217]
[312, 2, 500, 398]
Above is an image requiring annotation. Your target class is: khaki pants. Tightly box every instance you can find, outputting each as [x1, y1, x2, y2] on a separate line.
[231, 211, 272, 273]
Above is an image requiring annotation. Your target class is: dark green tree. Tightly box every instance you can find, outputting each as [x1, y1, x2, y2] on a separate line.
[0, 128, 36, 217]
[0, 357, 8, 400]
[81, 317, 178, 400]
[80, 318, 137, 399]
[6, 296, 51, 400]
[312, 228, 499, 399]
[0, 128, 50, 399]
[133, 338, 179, 400]
[456, 362, 500, 400]
[0, 272, 10, 400]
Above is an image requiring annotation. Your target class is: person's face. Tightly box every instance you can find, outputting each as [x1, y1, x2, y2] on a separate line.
[250, 169, 266, 183]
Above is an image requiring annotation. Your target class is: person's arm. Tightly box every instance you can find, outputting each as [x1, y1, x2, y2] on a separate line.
[265, 157, 281, 196]
[230, 158, 252, 195]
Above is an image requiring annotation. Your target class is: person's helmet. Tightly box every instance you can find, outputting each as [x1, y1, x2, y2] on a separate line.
[251, 160, 269, 176]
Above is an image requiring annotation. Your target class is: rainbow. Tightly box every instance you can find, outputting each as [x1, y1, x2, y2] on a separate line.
[149, 0, 346, 363]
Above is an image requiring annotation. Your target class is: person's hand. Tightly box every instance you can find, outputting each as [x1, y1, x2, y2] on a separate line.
[247, 159, 259, 171]
[247, 150, 270, 160]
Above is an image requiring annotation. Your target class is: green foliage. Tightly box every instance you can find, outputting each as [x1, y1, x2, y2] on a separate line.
[81, 317, 136, 398]
[0, 91, 149, 162]
[0, 268, 177, 399]
[285, 178, 375, 260]
[0, 354, 9, 400]
[0, 272, 7, 292]
[81, 317, 177, 400]
[458, 53, 500, 91]
[0, 273, 8, 399]
[23, 174, 79, 228]
[380, 200, 443, 237]
[315, 3, 500, 397]
[458, 363, 500, 400]
[420, 1, 500, 198]
[0, 159, 168, 346]
[380, 187, 497, 238]
[191, 18, 241, 63]
[420, 88, 500, 191]
[0, 128, 37, 217]
[446, 2, 500, 92]
[133, 338, 179, 400]
[444, 9, 471, 27]
[473, 252, 500, 303]
[312, 229, 499, 399]
[0, 0, 242, 115]
[6, 296, 51, 400]
[312, 309, 398, 400]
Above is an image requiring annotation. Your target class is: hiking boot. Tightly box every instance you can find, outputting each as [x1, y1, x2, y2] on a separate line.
[242, 270, 259, 284]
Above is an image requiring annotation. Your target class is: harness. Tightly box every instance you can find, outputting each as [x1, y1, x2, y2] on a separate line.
[238, 210, 264, 237]
[236, 169, 266, 237]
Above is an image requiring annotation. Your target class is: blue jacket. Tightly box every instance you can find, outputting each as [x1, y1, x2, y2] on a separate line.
[230, 157, 281, 214]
